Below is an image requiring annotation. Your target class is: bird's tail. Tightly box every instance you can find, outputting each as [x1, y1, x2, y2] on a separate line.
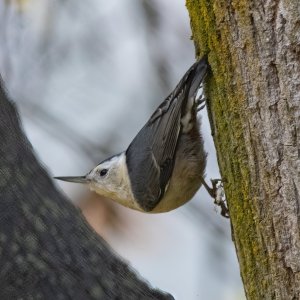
[172, 56, 209, 101]
[188, 56, 209, 99]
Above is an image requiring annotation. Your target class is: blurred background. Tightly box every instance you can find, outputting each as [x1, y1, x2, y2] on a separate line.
[0, 0, 245, 299]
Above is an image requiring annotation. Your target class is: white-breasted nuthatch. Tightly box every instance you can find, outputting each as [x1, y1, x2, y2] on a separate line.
[55, 57, 229, 217]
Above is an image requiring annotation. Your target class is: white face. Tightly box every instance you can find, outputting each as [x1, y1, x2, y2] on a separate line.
[85, 152, 138, 210]
[87, 155, 121, 197]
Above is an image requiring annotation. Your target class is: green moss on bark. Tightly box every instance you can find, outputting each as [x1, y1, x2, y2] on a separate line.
[186, 1, 269, 298]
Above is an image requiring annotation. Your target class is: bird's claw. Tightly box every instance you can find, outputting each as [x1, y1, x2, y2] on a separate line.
[201, 178, 229, 218]
[210, 179, 229, 218]
[195, 92, 207, 112]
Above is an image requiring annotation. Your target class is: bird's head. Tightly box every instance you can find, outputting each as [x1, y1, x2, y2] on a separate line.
[55, 152, 131, 202]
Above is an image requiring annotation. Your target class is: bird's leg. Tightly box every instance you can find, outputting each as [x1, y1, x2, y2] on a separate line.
[201, 178, 229, 218]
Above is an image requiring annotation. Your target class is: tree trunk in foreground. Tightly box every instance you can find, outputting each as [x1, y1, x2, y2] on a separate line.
[186, 0, 300, 299]
[0, 82, 172, 299]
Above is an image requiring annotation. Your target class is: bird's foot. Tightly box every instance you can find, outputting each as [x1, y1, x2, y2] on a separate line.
[201, 178, 229, 218]
[195, 93, 206, 112]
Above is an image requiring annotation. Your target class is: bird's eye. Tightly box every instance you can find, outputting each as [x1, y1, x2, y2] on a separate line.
[100, 169, 108, 177]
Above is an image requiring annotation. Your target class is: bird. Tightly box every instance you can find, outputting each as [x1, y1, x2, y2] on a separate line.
[55, 57, 229, 216]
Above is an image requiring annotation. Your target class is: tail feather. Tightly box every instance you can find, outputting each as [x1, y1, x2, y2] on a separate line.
[188, 56, 209, 99]
[171, 56, 208, 99]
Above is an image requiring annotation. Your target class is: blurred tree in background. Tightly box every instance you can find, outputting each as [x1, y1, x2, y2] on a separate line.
[0, 79, 174, 299]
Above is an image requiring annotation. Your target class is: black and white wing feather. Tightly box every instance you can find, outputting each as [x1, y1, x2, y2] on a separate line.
[126, 57, 208, 211]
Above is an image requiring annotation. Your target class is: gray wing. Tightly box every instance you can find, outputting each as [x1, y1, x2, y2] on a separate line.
[126, 96, 182, 212]
[126, 57, 208, 211]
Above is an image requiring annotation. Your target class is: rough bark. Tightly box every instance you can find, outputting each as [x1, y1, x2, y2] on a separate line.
[0, 82, 173, 299]
[186, 0, 300, 299]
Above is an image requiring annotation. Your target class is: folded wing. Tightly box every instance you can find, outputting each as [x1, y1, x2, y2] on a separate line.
[126, 57, 208, 211]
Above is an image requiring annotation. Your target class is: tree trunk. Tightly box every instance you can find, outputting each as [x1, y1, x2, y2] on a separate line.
[186, 0, 300, 299]
[0, 82, 173, 299]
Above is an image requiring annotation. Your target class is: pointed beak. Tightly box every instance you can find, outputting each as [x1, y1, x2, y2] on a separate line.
[54, 176, 89, 184]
